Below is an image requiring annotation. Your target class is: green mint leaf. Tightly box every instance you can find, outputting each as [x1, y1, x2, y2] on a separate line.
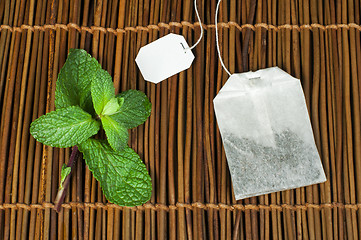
[91, 69, 115, 115]
[111, 90, 152, 129]
[101, 115, 128, 152]
[55, 49, 101, 114]
[60, 164, 71, 189]
[78, 139, 152, 206]
[30, 106, 100, 148]
[102, 98, 120, 116]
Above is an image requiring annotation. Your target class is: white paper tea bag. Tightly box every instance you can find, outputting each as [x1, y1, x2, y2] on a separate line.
[213, 67, 326, 200]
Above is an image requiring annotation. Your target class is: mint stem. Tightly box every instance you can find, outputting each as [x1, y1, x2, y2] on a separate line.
[54, 145, 79, 212]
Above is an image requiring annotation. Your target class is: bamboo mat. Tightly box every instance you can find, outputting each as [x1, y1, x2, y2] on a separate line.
[1, 0, 361, 239]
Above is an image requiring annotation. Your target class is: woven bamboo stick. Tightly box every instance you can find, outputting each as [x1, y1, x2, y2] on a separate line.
[324, 9, 339, 239]
[319, 11, 334, 240]
[135, 29, 148, 240]
[330, 1, 344, 239]
[89, 1, 102, 239]
[219, 2, 231, 240]
[204, 18, 217, 240]
[56, 1, 69, 239]
[347, 1, 361, 237]
[49, 2, 63, 240]
[34, 9, 51, 239]
[184, 27, 193, 240]
[209, 2, 220, 238]
[0, 0, 15, 234]
[2, 0, 361, 239]
[149, 3, 159, 236]
[113, 0, 125, 94]
[176, 41, 186, 240]
[28, 13, 47, 238]
[214, 23, 224, 239]
[167, 1, 181, 239]
[40, 0, 57, 239]
[0, 1, 12, 105]
[130, 15, 139, 240]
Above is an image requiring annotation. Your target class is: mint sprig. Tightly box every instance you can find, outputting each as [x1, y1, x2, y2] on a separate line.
[30, 49, 152, 210]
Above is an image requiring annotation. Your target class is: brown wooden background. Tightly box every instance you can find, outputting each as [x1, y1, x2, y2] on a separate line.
[1, 0, 361, 239]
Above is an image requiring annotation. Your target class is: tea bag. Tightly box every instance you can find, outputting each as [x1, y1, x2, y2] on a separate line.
[213, 67, 326, 200]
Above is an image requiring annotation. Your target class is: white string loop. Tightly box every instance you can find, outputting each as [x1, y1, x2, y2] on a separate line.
[186, 0, 204, 50]
[215, 0, 231, 76]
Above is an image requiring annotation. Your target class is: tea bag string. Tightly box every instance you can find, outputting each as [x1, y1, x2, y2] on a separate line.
[185, 0, 204, 51]
[215, 0, 232, 76]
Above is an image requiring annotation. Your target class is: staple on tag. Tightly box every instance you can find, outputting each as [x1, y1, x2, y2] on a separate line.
[180, 43, 185, 49]
[180, 42, 191, 54]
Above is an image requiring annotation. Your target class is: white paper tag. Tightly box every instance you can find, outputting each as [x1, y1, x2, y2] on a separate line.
[135, 34, 195, 84]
